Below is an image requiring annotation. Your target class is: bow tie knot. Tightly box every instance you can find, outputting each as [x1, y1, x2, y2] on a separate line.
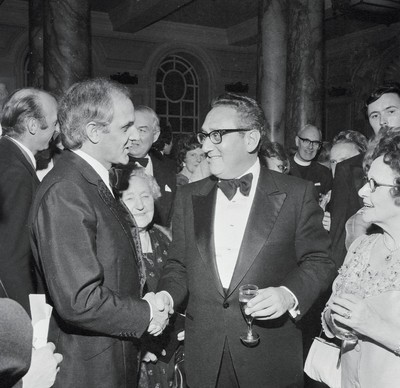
[131, 156, 149, 167]
[217, 173, 253, 200]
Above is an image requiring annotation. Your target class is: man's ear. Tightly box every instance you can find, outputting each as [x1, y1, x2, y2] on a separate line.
[295, 136, 300, 148]
[26, 117, 38, 135]
[86, 122, 101, 144]
[246, 130, 261, 153]
[152, 129, 160, 143]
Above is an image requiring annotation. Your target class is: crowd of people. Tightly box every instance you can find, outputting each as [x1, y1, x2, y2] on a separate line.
[1, 77, 400, 388]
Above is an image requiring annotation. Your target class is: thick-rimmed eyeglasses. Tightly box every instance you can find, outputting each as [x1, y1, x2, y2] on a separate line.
[197, 128, 252, 145]
[364, 177, 398, 193]
[297, 136, 322, 148]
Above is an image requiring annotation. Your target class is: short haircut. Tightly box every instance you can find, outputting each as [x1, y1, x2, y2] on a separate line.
[259, 140, 290, 172]
[364, 126, 400, 201]
[153, 125, 173, 152]
[1, 88, 50, 139]
[332, 130, 368, 154]
[365, 82, 400, 110]
[177, 134, 202, 169]
[211, 93, 266, 143]
[58, 78, 131, 150]
[135, 105, 160, 134]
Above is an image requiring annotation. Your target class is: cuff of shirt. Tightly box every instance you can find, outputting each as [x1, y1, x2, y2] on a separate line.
[280, 286, 300, 318]
[159, 290, 174, 310]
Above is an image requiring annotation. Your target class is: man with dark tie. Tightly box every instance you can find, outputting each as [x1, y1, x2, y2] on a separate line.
[0, 88, 58, 313]
[29, 79, 170, 388]
[156, 93, 335, 388]
[127, 105, 176, 227]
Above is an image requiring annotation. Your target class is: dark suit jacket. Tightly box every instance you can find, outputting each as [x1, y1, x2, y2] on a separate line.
[150, 149, 176, 227]
[290, 157, 332, 199]
[330, 153, 365, 269]
[0, 298, 33, 388]
[0, 136, 39, 313]
[158, 168, 335, 388]
[29, 150, 150, 388]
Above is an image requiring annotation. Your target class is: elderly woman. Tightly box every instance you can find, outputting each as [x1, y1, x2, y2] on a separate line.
[120, 166, 181, 388]
[176, 134, 206, 186]
[321, 130, 400, 387]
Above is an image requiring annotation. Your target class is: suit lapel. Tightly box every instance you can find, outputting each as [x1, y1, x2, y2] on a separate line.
[227, 170, 286, 296]
[193, 178, 225, 297]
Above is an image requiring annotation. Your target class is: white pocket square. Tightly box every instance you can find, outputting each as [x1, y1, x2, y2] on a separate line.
[314, 182, 321, 186]
[165, 184, 172, 192]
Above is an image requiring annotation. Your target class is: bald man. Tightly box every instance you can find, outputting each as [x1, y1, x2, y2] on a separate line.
[290, 124, 332, 199]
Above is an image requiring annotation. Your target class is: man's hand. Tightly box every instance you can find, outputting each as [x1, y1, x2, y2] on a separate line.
[245, 287, 295, 320]
[143, 292, 173, 336]
[22, 342, 63, 388]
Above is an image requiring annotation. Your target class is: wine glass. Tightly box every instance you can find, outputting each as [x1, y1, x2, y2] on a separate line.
[239, 284, 260, 346]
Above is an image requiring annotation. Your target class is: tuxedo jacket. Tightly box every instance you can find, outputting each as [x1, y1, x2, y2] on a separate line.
[149, 149, 176, 227]
[290, 157, 332, 199]
[158, 167, 335, 388]
[0, 298, 32, 388]
[330, 153, 365, 269]
[0, 136, 39, 313]
[29, 150, 150, 388]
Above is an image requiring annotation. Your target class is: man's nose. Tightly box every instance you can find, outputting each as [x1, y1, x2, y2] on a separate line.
[201, 136, 213, 153]
[380, 114, 388, 126]
[129, 125, 139, 140]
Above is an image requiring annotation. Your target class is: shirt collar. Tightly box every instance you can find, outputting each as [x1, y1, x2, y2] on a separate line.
[7, 136, 36, 169]
[294, 153, 311, 166]
[72, 149, 112, 191]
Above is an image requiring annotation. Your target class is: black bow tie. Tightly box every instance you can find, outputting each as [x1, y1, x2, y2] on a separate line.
[131, 157, 149, 167]
[217, 173, 253, 201]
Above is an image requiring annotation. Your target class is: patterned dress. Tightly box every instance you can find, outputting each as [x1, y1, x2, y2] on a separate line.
[139, 226, 179, 388]
[323, 233, 400, 388]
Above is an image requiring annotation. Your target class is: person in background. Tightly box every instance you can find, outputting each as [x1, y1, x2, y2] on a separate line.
[290, 124, 332, 200]
[153, 125, 173, 156]
[119, 166, 183, 388]
[322, 129, 400, 388]
[316, 141, 332, 169]
[127, 106, 176, 227]
[176, 134, 206, 185]
[259, 140, 290, 174]
[0, 88, 58, 313]
[330, 130, 367, 177]
[330, 82, 400, 269]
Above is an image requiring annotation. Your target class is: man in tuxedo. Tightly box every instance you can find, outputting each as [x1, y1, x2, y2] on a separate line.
[330, 82, 400, 268]
[29, 79, 170, 388]
[0, 88, 58, 313]
[156, 94, 335, 388]
[290, 124, 332, 200]
[127, 105, 176, 227]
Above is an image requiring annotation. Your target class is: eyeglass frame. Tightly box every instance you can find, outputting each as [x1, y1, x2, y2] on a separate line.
[196, 128, 253, 145]
[296, 136, 322, 148]
[364, 177, 399, 193]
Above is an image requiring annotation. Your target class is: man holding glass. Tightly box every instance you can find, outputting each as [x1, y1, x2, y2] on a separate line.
[157, 93, 335, 388]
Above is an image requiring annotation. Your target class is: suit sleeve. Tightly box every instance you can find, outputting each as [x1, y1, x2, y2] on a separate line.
[157, 187, 188, 308]
[30, 181, 150, 338]
[281, 181, 336, 319]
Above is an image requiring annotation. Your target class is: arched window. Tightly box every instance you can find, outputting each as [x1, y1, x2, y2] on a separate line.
[155, 55, 199, 134]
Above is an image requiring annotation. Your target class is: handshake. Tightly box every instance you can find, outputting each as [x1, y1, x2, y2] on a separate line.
[143, 291, 174, 336]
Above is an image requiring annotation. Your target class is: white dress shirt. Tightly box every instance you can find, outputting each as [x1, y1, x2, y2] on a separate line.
[72, 150, 114, 196]
[214, 159, 260, 288]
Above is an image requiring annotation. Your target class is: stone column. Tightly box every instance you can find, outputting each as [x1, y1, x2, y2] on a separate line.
[258, 0, 288, 145]
[285, 0, 324, 146]
[28, 0, 44, 88]
[43, 0, 91, 95]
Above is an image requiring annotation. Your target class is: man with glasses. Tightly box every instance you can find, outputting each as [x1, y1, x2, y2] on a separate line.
[290, 124, 332, 200]
[156, 93, 335, 388]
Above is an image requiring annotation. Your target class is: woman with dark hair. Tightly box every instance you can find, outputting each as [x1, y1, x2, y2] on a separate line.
[176, 134, 205, 185]
[321, 129, 400, 387]
[258, 141, 290, 174]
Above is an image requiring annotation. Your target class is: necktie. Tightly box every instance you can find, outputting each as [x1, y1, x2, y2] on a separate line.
[217, 173, 253, 201]
[131, 157, 149, 167]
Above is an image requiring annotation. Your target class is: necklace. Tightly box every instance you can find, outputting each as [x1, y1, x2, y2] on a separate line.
[382, 234, 400, 261]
